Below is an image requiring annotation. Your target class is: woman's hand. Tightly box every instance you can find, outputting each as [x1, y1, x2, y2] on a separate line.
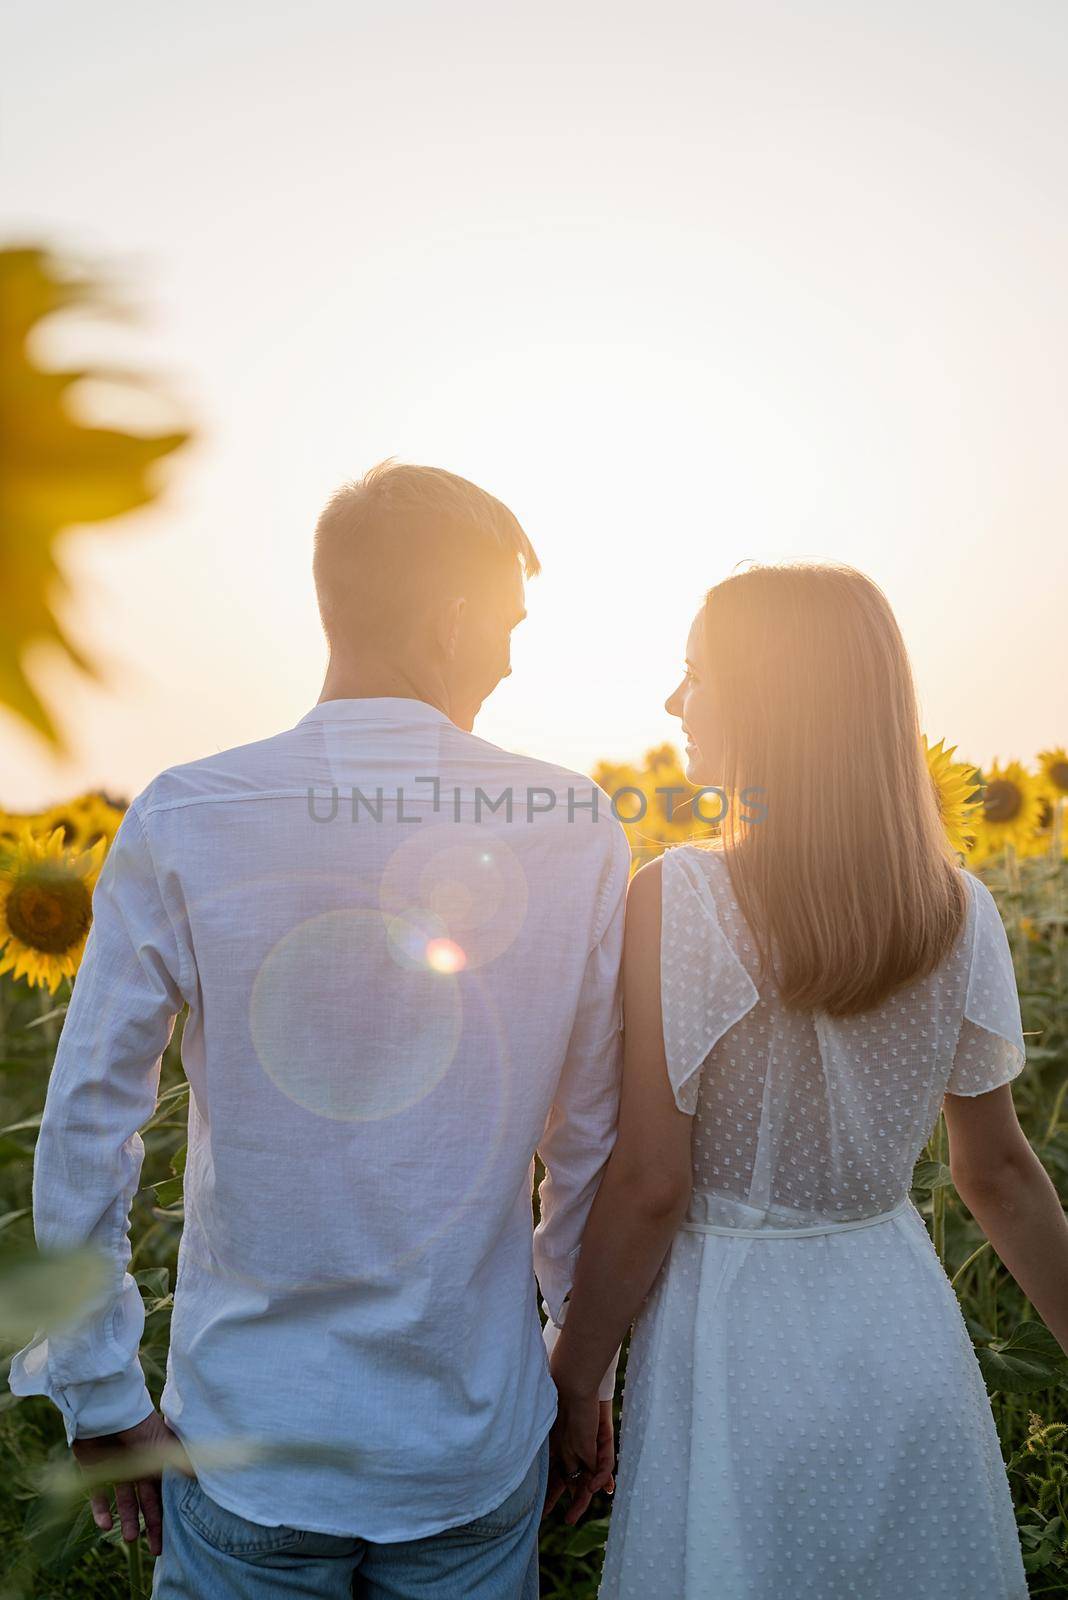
[544, 1391, 616, 1524]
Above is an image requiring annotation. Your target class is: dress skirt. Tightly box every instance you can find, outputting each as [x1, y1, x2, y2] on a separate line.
[598, 1199, 1028, 1600]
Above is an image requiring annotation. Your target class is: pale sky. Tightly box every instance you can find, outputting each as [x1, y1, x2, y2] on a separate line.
[3, 0, 1066, 810]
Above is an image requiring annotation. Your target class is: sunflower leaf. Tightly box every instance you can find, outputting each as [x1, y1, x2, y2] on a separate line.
[0, 247, 192, 750]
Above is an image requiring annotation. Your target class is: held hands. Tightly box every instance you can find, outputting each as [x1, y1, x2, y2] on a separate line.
[72, 1408, 194, 1558]
[544, 1391, 616, 1525]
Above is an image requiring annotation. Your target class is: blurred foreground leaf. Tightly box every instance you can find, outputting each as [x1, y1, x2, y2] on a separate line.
[0, 1246, 108, 1346]
[0, 245, 191, 748]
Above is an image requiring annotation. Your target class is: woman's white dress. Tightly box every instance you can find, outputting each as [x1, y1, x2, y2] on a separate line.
[599, 845, 1030, 1600]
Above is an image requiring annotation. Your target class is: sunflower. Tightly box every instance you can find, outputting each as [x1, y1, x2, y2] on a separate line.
[72, 794, 125, 853]
[0, 824, 107, 992]
[1031, 749, 1068, 860]
[1038, 748, 1068, 797]
[33, 791, 121, 850]
[971, 759, 1047, 861]
[0, 811, 32, 870]
[591, 744, 716, 873]
[922, 737, 983, 857]
[32, 801, 82, 847]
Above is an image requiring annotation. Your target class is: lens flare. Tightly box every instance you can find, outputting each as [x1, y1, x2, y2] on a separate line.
[379, 825, 528, 970]
[249, 908, 462, 1123]
[426, 937, 466, 973]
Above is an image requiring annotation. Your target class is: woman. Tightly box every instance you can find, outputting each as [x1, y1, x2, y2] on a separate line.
[548, 563, 1068, 1599]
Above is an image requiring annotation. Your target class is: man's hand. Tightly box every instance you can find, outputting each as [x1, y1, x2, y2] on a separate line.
[72, 1408, 193, 1558]
[544, 1397, 615, 1524]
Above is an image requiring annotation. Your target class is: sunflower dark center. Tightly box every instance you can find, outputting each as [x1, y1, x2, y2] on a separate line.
[1051, 762, 1068, 793]
[7, 871, 92, 954]
[983, 780, 1022, 824]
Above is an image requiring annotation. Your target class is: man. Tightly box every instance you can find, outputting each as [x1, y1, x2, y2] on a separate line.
[8, 460, 629, 1599]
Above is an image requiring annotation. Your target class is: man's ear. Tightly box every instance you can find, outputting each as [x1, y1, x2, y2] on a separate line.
[438, 595, 466, 661]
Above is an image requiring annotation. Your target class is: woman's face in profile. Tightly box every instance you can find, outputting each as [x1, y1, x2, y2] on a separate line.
[665, 609, 723, 786]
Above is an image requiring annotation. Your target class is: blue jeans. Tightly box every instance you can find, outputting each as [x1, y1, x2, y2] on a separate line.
[150, 1437, 549, 1600]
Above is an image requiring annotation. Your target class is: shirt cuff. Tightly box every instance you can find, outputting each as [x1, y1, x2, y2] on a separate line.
[8, 1344, 154, 1446]
[65, 1361, 156, 1441]
[541, 1315, 620, 1403]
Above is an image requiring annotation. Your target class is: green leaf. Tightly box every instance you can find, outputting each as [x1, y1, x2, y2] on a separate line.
[566, 1516, 611, 1557]
[151, 1176, 184, 1208]
[0, 246, 192, 748]
[134, 1266, 170, 1301]
[911, 1160, 954, 1192]
[964, 1313, 997, 1344]
[0, 1134, 34, 1168]
[0, 1246, 109, 1344]
[22, 1493, 99, 1574]
[977, 1321, 1068, 1395]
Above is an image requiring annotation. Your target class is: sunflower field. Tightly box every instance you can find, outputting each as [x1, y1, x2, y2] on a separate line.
[1, 748, 1067, 1598]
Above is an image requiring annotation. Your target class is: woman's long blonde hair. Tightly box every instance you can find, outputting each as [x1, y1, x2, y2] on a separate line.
[706, 562, 967, 1017]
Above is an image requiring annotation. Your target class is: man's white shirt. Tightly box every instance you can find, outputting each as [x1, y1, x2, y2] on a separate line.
[8, 698, 630, 1539]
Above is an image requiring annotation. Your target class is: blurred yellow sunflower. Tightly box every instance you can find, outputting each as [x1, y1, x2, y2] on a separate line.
[33, 791, 121, 849]
[33, 799, 84, 847]
[1031, 750, 1068, 860]
[72, 793, 125, 853]
[1038, 748, 1068, 797]
[7, 793, 125, 859]
[972, 760, 1047, 860]
[922, 736, 982, 857]
[591, 743, 714, 873]
[0, 811, 24, 855]
[0, 825, 107, 992]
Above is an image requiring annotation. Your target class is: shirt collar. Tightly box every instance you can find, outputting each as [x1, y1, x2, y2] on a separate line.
[295, 696, 453, 729]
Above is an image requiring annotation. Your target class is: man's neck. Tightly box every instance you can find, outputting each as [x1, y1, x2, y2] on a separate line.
[317, 664, 450, 719]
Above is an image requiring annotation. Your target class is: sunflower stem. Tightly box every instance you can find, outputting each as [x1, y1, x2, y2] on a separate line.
[950, 1238, 990, 1290]
[125, 1533, 145, 1598]
[931, 1113, 947, 1264]
[37, 983, 60, 1048]
[1002, 844, 1030, 987]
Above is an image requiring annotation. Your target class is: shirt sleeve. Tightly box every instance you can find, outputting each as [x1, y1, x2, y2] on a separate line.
[532, 822, 630, 1399]
[6, 795, 187, 1443]
[945, 873, 1027, 1098]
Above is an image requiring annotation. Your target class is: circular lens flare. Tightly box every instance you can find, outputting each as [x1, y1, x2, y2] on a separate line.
[426, 937, 466, 973]
[249, 908, 462, 1123]
[379, 827, 528, 970]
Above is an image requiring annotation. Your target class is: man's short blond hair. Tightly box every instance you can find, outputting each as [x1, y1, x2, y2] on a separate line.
[312, 458, 540, 647]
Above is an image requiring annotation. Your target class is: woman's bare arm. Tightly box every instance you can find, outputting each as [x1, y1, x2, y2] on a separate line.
[549, 857, 694, 1404]
[942, 1084, 1068, 1349]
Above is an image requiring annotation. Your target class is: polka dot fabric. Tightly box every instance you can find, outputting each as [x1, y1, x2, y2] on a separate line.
[600, 845, 1029, 1599]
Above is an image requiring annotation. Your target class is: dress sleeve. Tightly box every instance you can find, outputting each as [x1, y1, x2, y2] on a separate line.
[945, 873, 1027, 1097]
[660, 847, 760, 1115]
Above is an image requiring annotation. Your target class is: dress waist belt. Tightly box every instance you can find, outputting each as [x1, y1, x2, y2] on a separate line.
[679, 1196, 911, 1238]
